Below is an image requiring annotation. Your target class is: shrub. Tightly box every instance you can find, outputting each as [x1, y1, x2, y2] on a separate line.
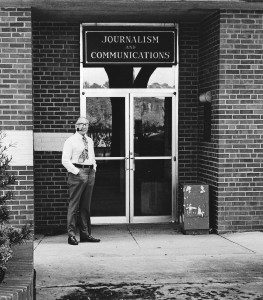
[0, 131, 32, 277]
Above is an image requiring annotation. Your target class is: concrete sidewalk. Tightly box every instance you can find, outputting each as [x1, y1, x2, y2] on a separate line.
[34, 224, 263, 299]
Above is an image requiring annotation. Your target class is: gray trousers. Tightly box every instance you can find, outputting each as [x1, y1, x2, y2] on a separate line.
[67, 168, 95, 237]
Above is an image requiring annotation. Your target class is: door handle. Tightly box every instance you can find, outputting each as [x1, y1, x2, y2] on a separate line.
[125, 157, 129, 170]
[130, 158, 135, 171]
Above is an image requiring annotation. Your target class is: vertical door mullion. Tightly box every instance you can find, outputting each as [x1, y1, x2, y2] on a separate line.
[125, 94, 130, 223]
[174, 25, 179, 222]
[172, 93, 178, 222]
[129, 93, 134, 223]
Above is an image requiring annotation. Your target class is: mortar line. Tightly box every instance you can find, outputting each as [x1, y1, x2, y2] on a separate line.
[126, 224, 140, 248]
[218, 234, 256, 254]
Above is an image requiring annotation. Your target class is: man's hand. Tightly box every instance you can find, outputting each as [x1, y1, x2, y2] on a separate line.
[78, 169, 87, 181]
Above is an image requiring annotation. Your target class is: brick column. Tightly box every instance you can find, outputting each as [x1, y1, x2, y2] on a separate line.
[0, 8, 33, 226]
[217, 10, 263, 232]
[198, 10, 263, 233]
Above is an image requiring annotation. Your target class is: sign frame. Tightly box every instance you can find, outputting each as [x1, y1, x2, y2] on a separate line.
[82, 25, 177, 67]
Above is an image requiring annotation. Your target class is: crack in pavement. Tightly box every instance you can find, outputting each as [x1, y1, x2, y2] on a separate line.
[34, 235, 46, 250]
[127, 224, 140, 248]
[218, 234, 257, 254]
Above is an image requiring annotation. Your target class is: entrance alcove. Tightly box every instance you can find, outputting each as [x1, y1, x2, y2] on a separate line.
[32, 16, 202, 233]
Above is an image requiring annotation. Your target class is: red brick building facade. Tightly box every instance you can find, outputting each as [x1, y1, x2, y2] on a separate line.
[0, 1, 262, 233]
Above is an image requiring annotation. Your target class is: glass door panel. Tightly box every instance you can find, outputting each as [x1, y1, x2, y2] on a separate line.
[92, 160, 126, 216]
[134, 159, 171, 216]
[134, 96, 172, 157]
[131, 95, 173, 221]
[86, 96, 127, 218]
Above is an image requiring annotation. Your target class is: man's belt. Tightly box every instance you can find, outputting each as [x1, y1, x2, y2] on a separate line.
[73, 163, 93, 169]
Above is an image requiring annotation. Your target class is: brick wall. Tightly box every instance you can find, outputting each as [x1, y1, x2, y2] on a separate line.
[0, 8, 33, 227]
[32, 22, 80, 132]
[217, 10, 263, 232]
[7, 166, 34, 226]
[0, 8, 32, 131]
[178, 23, 200, 183]
[198, 12, 220, 231]
[34, 152, 68, 232]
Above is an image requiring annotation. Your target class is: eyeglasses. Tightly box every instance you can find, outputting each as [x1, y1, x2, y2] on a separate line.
[77, 123, 89, 126]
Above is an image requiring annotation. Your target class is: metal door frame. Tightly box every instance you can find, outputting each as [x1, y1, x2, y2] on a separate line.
[81, 89, 178, 224]
[129, 91, 177, 223]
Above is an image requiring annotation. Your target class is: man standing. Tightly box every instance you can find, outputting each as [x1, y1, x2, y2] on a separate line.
[62, 117, 100, 245]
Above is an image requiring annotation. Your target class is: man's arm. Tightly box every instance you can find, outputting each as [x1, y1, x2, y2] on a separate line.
[90, 139, 97, 171]
[62, 139, 80, 175]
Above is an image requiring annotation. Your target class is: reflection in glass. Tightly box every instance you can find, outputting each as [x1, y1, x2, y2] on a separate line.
[92, 160, 125, 216]
[134, 67, 175, 88]
[83, 66, 175, 89]
[86, 97, 125, 157]
[83, 68, 109, 88]
[134, 160, 171, 216]
[134, 97, 172, 156]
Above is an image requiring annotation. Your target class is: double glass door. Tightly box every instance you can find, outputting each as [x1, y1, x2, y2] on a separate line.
[81, 89, 177, 223]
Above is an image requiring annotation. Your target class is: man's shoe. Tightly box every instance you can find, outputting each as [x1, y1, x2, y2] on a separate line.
[80, 235, 100, 243]
[68, 236, 78, 245]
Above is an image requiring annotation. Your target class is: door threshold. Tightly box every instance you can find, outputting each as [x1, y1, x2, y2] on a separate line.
[91, 217, 128, 224]
[91, 216, 173, 224]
